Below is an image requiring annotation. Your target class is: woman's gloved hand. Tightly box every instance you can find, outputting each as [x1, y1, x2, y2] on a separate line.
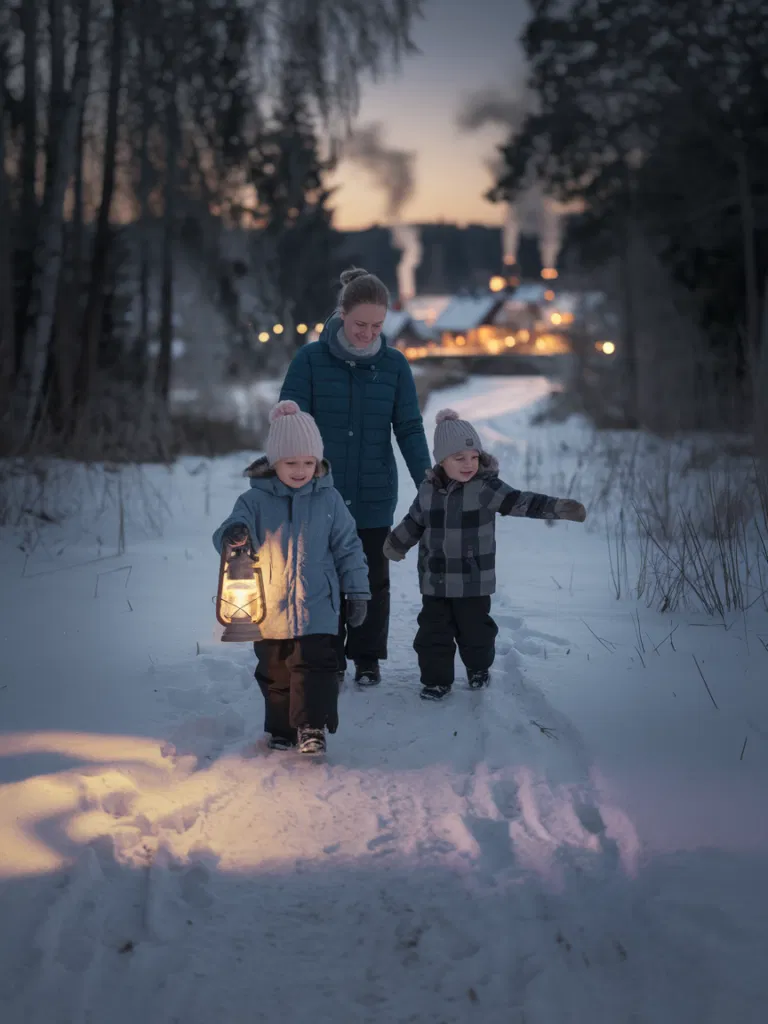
[222, 524, 249, 547]
[345, 598, 368, 629]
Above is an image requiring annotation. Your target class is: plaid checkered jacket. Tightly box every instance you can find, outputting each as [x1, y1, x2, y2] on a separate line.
[385, 453, 560, 598]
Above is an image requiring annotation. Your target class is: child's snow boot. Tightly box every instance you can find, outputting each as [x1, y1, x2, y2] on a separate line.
[268, 733, 296, 751]
[298, 726, 326, 754]
[420, 683, 451, 702]
[467, 669, 490, 689]
[354, 660, 381, 687]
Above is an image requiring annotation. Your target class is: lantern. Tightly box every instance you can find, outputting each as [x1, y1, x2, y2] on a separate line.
[215, 538, 266, 642]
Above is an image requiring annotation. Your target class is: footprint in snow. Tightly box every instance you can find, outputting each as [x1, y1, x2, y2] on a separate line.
[490, 778, 521, 821]
[494, 613, 525, 631]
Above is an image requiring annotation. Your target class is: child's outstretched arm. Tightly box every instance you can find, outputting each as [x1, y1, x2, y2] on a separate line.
[329, 492, 372, 600]
[212, 495, 255, 554]
[482, 479, 587, 522]
[383, 496, 426, 561]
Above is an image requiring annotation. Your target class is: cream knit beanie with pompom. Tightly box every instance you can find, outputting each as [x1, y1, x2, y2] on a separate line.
[433, 408, 483, 464]
[265, 401, 324, 465]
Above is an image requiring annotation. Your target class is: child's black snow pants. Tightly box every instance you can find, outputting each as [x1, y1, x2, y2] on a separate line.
[414, 595, 498, 689]
[253, 634, 339, 743]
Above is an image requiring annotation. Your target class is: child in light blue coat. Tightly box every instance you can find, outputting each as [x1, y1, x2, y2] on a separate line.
[213, 401, 370, 754]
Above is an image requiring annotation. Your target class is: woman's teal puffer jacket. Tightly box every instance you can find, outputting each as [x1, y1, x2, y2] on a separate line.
[279, 316, 431, 529]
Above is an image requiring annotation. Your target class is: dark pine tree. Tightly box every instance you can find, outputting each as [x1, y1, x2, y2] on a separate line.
[250, 74, 342, 344]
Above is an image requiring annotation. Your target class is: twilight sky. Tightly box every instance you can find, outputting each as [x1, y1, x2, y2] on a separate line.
[329, 0, 529, 230]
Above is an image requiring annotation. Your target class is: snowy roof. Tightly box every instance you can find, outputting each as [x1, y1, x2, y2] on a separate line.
[411, 319, 435, 341]
[507, 284, 549, 305]
[383, 310, 413, 339]
[433, 296, 502, 333]
[406, 294, 453, 325]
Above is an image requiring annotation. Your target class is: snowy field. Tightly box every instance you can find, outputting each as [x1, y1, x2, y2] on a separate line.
[1, 376, 767, 1023]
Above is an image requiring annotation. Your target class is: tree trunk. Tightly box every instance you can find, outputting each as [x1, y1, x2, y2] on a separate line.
[15, 0, 40, 374]
[44, 0, 65, 208]
[0, 83, 14, 408]
[20, 0, 38, 237]
[76, 0, 125, 412]
[736, 146, 759, 369]
[16, 0, 92, 442]
[617, 211, 639, 429]
[72, 104, 86, 289]
[156, 80, 179, 404]
[755, 276, 768, 457]
[51, 98, 89, 429]
[137, 0, 152, 386]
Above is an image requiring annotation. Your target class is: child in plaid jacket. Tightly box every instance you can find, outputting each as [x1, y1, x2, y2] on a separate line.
[383, 409, 587, 700]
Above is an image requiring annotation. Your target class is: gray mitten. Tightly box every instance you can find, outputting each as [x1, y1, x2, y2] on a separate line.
[346, 598, 368, 629]
[554, 498, 587, 522]
[223, 523, 249, 547]
[383, 535, 405, 562]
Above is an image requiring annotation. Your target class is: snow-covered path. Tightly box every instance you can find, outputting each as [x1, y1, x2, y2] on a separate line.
[2, 377, 768, 1023]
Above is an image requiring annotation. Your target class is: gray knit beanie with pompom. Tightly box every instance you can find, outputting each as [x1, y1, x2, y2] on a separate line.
[433, 409, 483, 464]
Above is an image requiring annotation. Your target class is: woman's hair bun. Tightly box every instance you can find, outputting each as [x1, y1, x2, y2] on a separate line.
[340, 267, 368, 287]
[435, 409, 460, 423]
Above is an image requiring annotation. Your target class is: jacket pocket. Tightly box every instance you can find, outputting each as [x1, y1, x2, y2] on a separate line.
[462, 546, 481, 579]
[325, 570, 340, 612]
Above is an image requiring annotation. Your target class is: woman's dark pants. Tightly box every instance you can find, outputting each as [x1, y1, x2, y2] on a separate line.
[336, 526, 390, 671]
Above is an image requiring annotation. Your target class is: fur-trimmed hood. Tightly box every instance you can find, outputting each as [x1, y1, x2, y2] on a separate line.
[242, 455, 334, 496]
[244, 455, 330, 479]
[425, 451, 499, 491]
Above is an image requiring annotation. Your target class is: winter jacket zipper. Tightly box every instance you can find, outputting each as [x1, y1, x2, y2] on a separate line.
[344, 359, 363, 515]
[288, 492, 297, 634]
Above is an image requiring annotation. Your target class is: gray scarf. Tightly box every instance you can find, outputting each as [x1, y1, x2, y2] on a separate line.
[334, 326, 382, 361]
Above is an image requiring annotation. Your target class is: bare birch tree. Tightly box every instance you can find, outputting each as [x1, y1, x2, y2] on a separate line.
[76, 0, 126, 412]
[0, 76, 14, 411]
[17, 0, 92, 440]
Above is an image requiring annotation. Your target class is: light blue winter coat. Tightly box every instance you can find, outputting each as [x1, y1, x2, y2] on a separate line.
[212, 457, 371, 640]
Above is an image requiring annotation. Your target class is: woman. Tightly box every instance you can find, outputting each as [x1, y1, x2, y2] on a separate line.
[279, 267, 431, 686]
